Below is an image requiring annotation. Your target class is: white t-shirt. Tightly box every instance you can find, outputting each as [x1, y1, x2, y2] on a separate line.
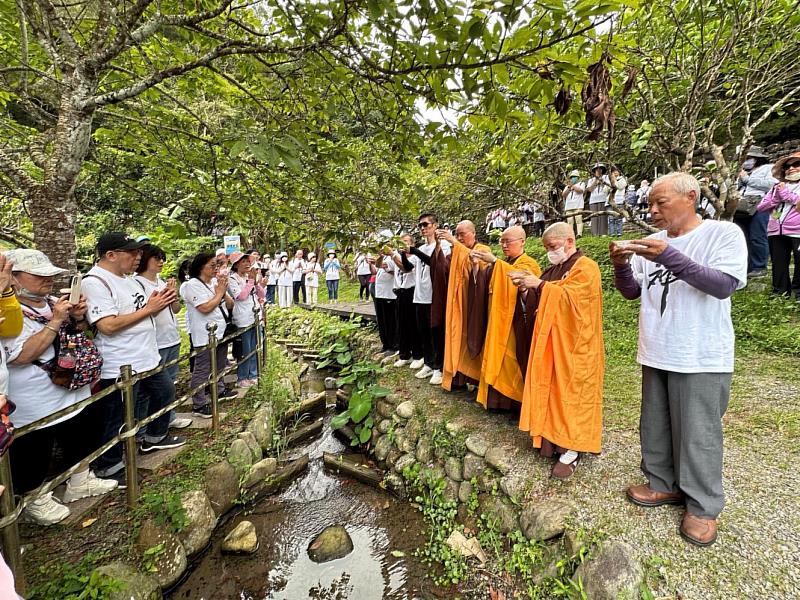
[630, 220, 747, 373]
[228, 273, 260, 328]
[1, 303, 88, 428]
[323, 258, 341, 281]
[410, 241, 451, 304]
[588, 175, 611, 205]
[612, 176, 627, 205]
[355, 254, 372, 276]
[266, 261, 278, 285]
[564, 183, 585, 211]
[179, 281, 192, 334]
[83, 265, 159, 378]
[133, 275, 181, 349]
[181, 278, 228, 346]
[305, 262, 323, 287]
[291, 258, 306, 282]
[393, 255, 414, 290]
[275, 262, 293, 286]
[375, 257, 397, 300]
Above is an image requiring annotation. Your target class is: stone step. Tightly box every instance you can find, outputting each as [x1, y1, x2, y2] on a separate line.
[172, 412, 228, 430]
[54, 486, 111, 526]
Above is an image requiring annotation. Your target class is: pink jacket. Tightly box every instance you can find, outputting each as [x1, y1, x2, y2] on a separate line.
[758, 183, 800, 236]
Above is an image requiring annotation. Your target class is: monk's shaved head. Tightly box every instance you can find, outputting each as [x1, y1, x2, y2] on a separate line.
[503, 225, 527, 240]
[456, 220, 476, 234]
[499, 225, 527, 258]
[542, 222, 575, 242]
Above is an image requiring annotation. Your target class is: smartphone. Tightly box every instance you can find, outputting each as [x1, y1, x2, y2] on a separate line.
[69, 274, 82, 304]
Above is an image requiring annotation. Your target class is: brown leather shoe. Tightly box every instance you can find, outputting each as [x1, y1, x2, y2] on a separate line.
[626, 484, 684, 507]
[680, 512, 717, 547]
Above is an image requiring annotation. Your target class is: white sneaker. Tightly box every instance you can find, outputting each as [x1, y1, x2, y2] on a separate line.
[466, 383, 477, 392]
[429, 370, 443, 385]
[415, 365, 434, 379]
[393, 358, 410, 368]
[409, 358, 425, 370]
[381, 352, 399, 365]
[23, 492, 70, 525]
[169, 417, 193, 430]
[63, 472, 118, 503]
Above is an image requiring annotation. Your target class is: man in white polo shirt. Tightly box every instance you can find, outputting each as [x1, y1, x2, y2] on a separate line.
[83, 232, 186, 487]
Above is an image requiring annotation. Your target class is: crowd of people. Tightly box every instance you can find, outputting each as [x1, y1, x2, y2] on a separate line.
[366, 171, 753, 547]
[0, 152, 797, 548]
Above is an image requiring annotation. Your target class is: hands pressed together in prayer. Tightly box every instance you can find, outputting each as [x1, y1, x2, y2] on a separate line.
[609, 239, 668, 265]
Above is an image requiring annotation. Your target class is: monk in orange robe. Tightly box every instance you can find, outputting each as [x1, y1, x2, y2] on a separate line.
[512, 222, 604, 479]
[471, 226, 542, 411]
[435, 221, 492, 391]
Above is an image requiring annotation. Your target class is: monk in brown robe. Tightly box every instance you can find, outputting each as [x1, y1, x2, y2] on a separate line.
[471, 226, 542, 412]
[435, 221, 492, 391]
[511, 222, 604, 479]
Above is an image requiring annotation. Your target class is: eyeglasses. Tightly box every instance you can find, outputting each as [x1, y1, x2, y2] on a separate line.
[418, 222, 433, 228]
[499, 238, 524, 245]
[786, 162, 800, 169]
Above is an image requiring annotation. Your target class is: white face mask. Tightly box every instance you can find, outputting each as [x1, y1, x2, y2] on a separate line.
[785, 171, 800, 182]
[546, 246, 569, 265]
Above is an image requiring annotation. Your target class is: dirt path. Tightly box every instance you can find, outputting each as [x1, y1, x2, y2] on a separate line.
[383, 350, 800, 600]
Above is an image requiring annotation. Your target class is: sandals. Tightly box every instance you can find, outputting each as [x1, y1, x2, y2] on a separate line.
[551, 453, 580, 479]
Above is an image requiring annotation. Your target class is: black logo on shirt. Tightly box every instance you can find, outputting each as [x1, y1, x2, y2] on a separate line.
[646, 265, 678, 316]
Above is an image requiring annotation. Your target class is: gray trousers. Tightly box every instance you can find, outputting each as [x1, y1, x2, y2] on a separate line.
[640, 366, 731, 519]
[590, 202, 608, 236]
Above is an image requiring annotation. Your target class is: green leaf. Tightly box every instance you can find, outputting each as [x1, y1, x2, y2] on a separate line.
[330, 410, 351, 430]
[358, 426, 372, 443]
[368, 385, 391, 398]
[349, 395, 372, 423]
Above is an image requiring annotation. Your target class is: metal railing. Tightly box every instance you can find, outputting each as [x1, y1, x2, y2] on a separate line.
[0, 306, 269, 593]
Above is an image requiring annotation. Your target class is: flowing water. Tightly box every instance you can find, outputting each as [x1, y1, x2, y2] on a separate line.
[171, 378, 433, 600]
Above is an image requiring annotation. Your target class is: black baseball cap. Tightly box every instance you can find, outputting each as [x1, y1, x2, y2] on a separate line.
[97, 232, 148, 255]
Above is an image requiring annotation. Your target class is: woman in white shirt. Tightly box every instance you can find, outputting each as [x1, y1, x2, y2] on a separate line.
[134, 245, 192, 430]
[273, 253, 293, 308]
[181, 252, 235, 417]
[227, 251, 263, 386]
[304, 253, 324, 305]
[587, 162, 611, 236]
[608, 166, 628, 237]
[323, 251, 341, 302]
[1, 249, 117, 525]
[355, 251, 372, 300]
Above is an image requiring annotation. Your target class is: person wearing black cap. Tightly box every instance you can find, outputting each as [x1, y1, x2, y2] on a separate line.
[587, 163, 611, 236]
[735, 145, 776, 277]
[82, 232, 186, 486]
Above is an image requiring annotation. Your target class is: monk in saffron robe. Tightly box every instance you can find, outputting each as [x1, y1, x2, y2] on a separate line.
[435, 221, 492, 391]
[511, 222, 604, 479]
[471, 226, 542, 411]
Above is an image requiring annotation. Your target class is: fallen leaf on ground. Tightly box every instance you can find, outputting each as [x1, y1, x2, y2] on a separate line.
[390, 550, 405, 557]
[81, 518, 98, 528]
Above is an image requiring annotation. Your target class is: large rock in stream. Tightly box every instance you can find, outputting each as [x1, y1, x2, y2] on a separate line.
[135, 519, 187, 589]
[178, 490, 218, 556]
[307, 525, 354, 563]
[92, 561, 161, 600]
[222, 520, 259, 554]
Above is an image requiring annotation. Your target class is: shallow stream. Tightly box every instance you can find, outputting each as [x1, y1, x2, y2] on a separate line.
[172, 378, 433, 599]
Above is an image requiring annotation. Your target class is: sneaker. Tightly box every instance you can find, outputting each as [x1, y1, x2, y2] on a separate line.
[747, 269, 767, 278]
[169, 417, 193, 430]
[23, 492, 70, 526]
[106, 469, 144, 490]
[62, 472, 118, 503]
[220, 388, 239, 400]
[238, 379, 257, 388]
[415, 365, 434, 379]
[429, 370, 443, 385]
[393, 358, 410, 368]
[466, 383, 477, 393]
[140, 435, 187, 453]
[409, 358, 425, 370]
[381, 351, 399, 365]
[193, 404, 213, 419]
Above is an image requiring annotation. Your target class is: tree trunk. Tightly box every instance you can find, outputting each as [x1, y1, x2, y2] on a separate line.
[32, 69, 97, 278]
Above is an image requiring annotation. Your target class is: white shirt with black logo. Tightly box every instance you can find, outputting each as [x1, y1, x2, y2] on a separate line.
[83, 265, 159, 378]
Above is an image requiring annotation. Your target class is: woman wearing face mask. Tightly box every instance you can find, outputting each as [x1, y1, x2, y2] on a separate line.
[561, 169, 585, 238]
[273, 253, 293, 308]
[757, 151, 800, 297]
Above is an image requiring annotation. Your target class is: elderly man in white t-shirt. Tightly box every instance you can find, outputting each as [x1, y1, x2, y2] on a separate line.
[611, 172, 747, 547]
[83, 232, 186, 486]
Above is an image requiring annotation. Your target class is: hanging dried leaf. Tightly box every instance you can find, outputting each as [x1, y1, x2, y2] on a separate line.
[554, 87, 573, 116]
[581, 53, 615, 141]
[621, 66, 640, 100]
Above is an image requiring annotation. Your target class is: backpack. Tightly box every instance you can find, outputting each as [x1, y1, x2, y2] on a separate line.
[22, 301, 103, 390]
